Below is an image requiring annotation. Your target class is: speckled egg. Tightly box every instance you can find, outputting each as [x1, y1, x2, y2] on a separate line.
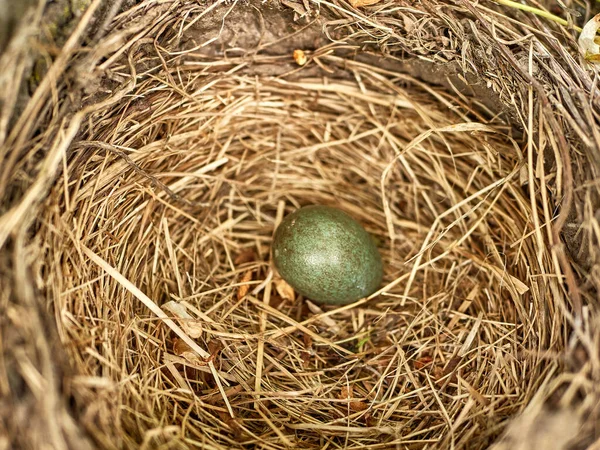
[272, 205, 383, 305]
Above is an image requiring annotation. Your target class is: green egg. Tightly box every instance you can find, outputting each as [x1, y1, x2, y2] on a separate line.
[272, 205, 383, 305]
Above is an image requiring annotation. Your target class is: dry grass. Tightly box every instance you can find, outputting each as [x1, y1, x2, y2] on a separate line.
[1, 0, 600, 449]
[39, 41, 565, 449]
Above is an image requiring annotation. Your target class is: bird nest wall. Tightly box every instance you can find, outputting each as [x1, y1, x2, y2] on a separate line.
[1, 1, 599, 450]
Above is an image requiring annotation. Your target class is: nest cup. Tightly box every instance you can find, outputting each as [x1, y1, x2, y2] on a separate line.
[1, 1, 600, 449]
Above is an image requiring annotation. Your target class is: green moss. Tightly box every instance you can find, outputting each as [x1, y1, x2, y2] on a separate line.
[47, 22, 58, 38]
[73, 0, 92, 14]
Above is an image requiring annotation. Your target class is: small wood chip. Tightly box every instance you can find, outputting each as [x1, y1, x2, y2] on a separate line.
[293, 49, 307, 66]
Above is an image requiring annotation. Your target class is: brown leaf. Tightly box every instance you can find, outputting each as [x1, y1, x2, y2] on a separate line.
[269, 294, 285, 309]
[208, 339, 223, 355]
[371, 347, 395, 371]
[459, 378, 490, 407]
[274, 277, 295, 301]
[300, 302, 311, 319]
[414, 356, 433, 370]
[203, 384, 243, 403]
[432, 366, 444, 381]
[302, 333, 313, 348]
[172, 337, 191, 355]
[339, 385, 369, 411]
[129, 97, 152, 113]
[402, 14, 415, 33]
[237, 270, 253, 300]
[339, 386, 351, 400]
[436, 356, 461, 385]
[442, 357, 461, 377]
[234, 249, 256, 265]
[219, 411, 243, 439]
[172, 338, 200, 363]
[350, 400, 369, 412]
[207, 340, 224, 363]
[281, 0, 308, 16]
[301, 351, 311, 368]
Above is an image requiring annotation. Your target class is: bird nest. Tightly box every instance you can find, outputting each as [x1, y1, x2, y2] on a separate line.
[1, 0, 599, 449]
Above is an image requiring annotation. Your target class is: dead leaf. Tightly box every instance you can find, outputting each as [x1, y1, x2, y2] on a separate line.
[269, 294, 285, 309]
[402, 14, 415, 33]
[219, 411, 243, 439]
[162, 301, 203, 338]
[414, 356, 433, 370]
[579, 14, 600, 64]
[459, 377, 490, 406]
[365, 412, 376, 427]
[436, 356, 461, 385]
[442, 356, 462, 376]
[350, 399, 369, 412]
[172, 337, 191, 355]
[234, 249, 256, 265]
[172, 338, 201, 363]
[300, 351, 311, 368]
[274, 276, 295, 301]
[302, 333, 313, 348]
[305, 300, 340, 333]
[281, 0, 308, 18]
[349, 0, 380, 7]
[300, 332, 314, 367]
[339, 385, 369, 412]
[372, 347, 395, 371]
[207, 340, 224, 363]
[237, 270, 253, 300]
[432, 366, 444, 380]
[339, 386, 351, 400]
[203, 384, 243, 403]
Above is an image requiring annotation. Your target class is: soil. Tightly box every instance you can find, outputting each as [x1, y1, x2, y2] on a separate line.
[176, 0, 515, 124]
